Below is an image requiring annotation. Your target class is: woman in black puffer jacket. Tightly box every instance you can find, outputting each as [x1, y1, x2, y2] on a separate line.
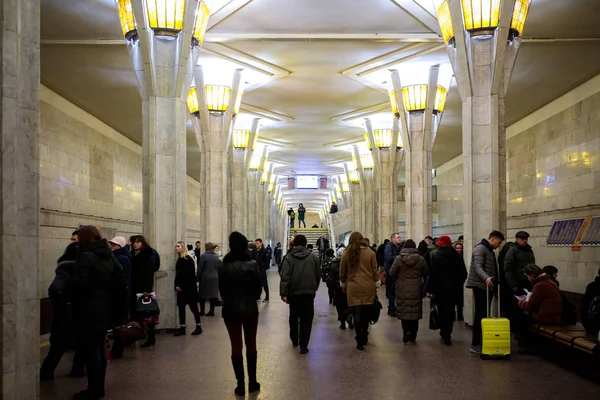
[130, 235, 158, 347]
[219, 232, 263, 397]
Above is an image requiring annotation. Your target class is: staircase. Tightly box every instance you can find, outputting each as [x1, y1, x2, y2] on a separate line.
[288, 227, 328, 255]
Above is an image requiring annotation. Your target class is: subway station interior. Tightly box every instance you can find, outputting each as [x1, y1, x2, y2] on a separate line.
[1, 0, 600, 399]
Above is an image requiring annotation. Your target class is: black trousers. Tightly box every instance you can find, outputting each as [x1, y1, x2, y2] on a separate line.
[260, 269, 270, 300]
[326, 283, 335, 303]
[353, 305, 371, 345]
[179, 302, 201, 326]
[334, 286, 348, 321]
[298, 219, 306, 228]
[200, 298, 218, 313]
[472, 287, 494, 346]
[436, 300, 456, 339]
[41, 344, 84, 376]
[288, 294, 315, 348]
[401, 319, 419, 336]
[78, 336, 107, 397]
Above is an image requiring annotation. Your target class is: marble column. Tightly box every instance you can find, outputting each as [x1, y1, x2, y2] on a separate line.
[441, 0, 524, 324]
[193, 121, 207, 246]
[125, 3, 199, 328]
[230, 149, 247, 233]
[262, 165, 274, 244]
[345, 164, 362, 233]
[391, 67, 441, 242]
[254, 152, 267, 241]
[376, 148, 403, 242]
[246, 171, 258, 239]
[0, 0, 40, 396]
[353, 147, 375, 241]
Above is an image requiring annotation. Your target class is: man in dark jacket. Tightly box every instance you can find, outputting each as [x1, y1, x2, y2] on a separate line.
[384, 233, 402, 316]
[194, 240, 202, 261]
[252, 238, 271, 302]
[582, 267, 600, 335]
[503, 231, 536, 294]
[376, 239, 390, 268]
[316, 234, 330, 265]
[108, 236, 133, 359]
[466, 230, 505, 354]
[280, 235, 321, 354]
[428, 236, 467, 345]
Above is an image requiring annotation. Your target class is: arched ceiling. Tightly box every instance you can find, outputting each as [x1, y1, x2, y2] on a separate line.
[40, 0, 600, 210]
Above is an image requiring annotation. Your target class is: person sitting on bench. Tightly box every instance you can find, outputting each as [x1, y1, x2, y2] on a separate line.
[582, 266, 600, 336]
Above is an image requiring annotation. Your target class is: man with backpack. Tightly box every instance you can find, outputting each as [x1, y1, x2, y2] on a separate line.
[582, 267, 600, 336]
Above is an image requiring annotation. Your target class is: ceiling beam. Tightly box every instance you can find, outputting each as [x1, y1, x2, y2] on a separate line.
[204, 33, 442, 42]
[389, 0, 441, 36]
[206, 0, 255, 31]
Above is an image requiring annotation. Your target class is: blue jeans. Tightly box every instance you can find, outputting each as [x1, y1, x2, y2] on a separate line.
[386, 278, 396, 313]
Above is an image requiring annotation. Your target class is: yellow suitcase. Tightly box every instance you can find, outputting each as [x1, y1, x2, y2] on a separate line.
[481, 286, 511, 360]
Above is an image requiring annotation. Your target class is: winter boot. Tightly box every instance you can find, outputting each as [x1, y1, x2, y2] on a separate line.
[231, 355, 245, 396]
[246, 351, 261, 393]
[173, 326, 186, 336]
[191, 324, 203, 335]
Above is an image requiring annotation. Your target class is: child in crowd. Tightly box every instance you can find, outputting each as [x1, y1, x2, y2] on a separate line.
[321, 248, 336, 305]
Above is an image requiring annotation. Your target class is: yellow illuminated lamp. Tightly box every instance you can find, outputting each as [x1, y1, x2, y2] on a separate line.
[388, 90, 399, 116]
[509, 0, 531, 40]
[364, 133, 371, 151]
[192, 0, 210, 46]
[260, 165, 269, 184]
[341, 182, 350, 192]
[187, 87, 199, 115]
[267, 182, 274, 193]
[145, 0, 186, 37]
[462, 0, 501, 34]
[360, 154, 374, 170]
[351, 155, 358, 171]
[231, 130, 250, 150]
[206, 85, 230, 113]
[402, 85, 447, 114]
[249, 154, 261, 171]
[373, 130, 392, 149]
[349, 170, 360, 184]
[234, 88, 243, 115]
[436, 1, 455, 45]
[116, 0, 137, 40]
[397, 133, 404, 150]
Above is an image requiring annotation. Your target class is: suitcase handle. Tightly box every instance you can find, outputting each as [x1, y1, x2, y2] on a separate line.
[486, 278, 501, 318]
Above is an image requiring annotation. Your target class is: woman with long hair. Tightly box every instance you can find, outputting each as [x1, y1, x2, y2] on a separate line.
[340, 231, 378, 350]
[297, 203, 306, 228]
[131, 235, 159, 347]
[70, 225, 118, 399]
[174, 241, 202, 336]
[220, 232, 263, 396]
[452, 241, 465, 321]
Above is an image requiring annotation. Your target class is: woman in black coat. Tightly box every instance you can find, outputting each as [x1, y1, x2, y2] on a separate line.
[130, 235, 158, 347]
[40, 242, 85, 380]
[69, 226, 119, 400]
[427, 236, 467, 345]
[174, 241, 202, 336]
[219, 232, 263, 397]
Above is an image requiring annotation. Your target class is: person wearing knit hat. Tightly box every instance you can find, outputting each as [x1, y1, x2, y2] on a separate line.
[427, 235, 468, 345]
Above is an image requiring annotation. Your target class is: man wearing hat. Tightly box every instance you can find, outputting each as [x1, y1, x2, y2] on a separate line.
[503, 231, 536, 295]
[108, 236, 133, 358]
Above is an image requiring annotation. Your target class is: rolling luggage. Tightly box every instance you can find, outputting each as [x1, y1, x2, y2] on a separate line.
[481, 284, 511, 360]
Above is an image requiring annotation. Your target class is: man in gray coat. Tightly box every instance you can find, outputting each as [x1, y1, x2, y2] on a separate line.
[280, 235, 321, 354]
[466, 230, 505, 355]
[197, 242, 222, 316]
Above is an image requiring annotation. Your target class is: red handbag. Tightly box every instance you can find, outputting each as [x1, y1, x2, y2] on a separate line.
[114, 321, 144, 344]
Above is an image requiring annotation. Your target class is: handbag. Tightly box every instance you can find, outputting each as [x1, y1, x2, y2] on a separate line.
[113, 321, 144, 344]
[429, 300, 440, 330]
[136, 296, 160, 318]
[369, 296, 383, 325]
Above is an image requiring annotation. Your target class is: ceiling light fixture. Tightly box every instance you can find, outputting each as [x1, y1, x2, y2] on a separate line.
[364, 133, 371, 151]
[231, 130, 250, 150]
[192, 0, 211, 46]
[249, 153, 261, 171]
[187, 86, 199, 114]
[145, 0, 186, 37]
[349, 170, 360, 184]
[373, 129, 392, 149]
[205, 85, 230, 113]
[115, 0, 137, 41]
[360, 154, 375, 170]
[401, 85, 447, 114]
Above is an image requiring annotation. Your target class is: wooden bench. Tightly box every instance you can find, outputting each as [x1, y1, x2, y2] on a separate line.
[529, 323, 600, 358]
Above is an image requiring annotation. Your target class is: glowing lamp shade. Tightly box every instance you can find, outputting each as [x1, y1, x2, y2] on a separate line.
[187, 87, 199, 114]
[402, 85, 448, 114]
[249, 154, 261, 171]
[360, 154, 375, 170]
[510, 0, 531, 39]
[192, 0, 210, 46]
[260, 169, 268, 184]
[373, 130, 392, 149]
[436, 1, 455, 44]
[231, 130, 250, 149]
[206, 85, 230, 113]
[388, 90, 399, 115]
[145, 0, 186, 36]
[349, 170, 360, 184]
[267, 182, 274, 193]
[462, 0, 501, 33]
[341, 182, 350, 192]
[116, 0, 137, 40]
[397, 133, 404, 150]
[402, 85, 427, 112]
[364, 133, 371, 151]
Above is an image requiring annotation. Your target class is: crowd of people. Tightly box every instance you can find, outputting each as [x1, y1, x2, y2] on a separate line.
[40, 225, 600, 398]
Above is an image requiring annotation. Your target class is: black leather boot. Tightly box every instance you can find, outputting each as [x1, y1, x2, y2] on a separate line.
[246, 351, 261, 393]
[141, 324, 156, 347]
[173, 326, 186, 336]
[231, 356, 245, 396]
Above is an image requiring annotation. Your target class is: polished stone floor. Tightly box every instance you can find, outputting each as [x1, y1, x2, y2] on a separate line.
[41, 270, 599, 400]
